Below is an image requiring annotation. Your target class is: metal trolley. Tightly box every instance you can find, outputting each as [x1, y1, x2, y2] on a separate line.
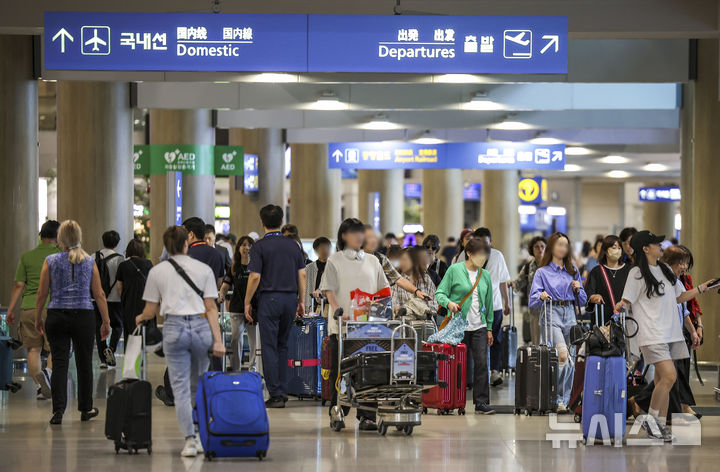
[329, 308, 432, 436]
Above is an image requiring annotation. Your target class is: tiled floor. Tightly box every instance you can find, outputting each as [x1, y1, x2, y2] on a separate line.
[1, 352, 719, 471]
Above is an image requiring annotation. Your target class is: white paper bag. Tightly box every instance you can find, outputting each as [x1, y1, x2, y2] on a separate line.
[122, 327, 143, 379]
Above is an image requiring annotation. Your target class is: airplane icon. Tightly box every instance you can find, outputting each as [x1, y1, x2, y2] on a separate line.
[503, 29, 532, 59]
[81, 26, 110, 55]
[84, 29, 107, 51]
[504, 31, 530, 46]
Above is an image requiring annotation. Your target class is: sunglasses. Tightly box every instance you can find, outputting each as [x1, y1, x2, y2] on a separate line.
[425, 245, 438, 251]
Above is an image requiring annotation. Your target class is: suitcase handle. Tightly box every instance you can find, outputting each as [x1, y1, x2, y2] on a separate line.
[543, 298, 553, 347]
[457, 363, 462, 390]
[220, 439, 257, 447]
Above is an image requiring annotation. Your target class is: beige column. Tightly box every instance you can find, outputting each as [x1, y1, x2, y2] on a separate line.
[680, 82, 695, 246]
[228, 128, 285, 236]
[642, 183, 676, 237]
[57, 81, 133, 253]
[357, 169, 404, 234]
[481, 170, 519, 277]
[0, 36, 38, 302]
[289, 144, 341, 239]
[685, 39, 720, 362]
[422, 169, 463, 242]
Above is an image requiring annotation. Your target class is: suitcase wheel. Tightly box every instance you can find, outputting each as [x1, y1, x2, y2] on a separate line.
[403, 425, 414, 436]
[330, 420, 345, 432]
[204, 451, 216, 461]
[574, 414, 581, 424]
[458, 408, 465, 416]
[257, 450, 267, 460]
[525, 409, 531, 416]
[147, 445, 152, 455]
[378, 423, 388, 436]
[422, 407, 428, 414]
[322, 400, 326, 406]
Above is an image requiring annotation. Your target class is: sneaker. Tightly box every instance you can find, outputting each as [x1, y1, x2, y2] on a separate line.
[155, 386, 175, 407]
[475, 403, 496, 415]
[641, 416, 664, 441]
[49, 411, 63, 425]
[358, 418, 378, 431]
[80, 407, 99, 422]
[99, 363, 108, 369]
[557, 402, 568, 413]
[658, 424, 675, 443]
[181, 437, 197, 457]
[36, 387, 46, 400]
[104, 348, 116, 367]
[194, 435, 204, 453]
[265, 397, 285, 409]
[34, 371, 51, 399]
[490, 371, 504, 387]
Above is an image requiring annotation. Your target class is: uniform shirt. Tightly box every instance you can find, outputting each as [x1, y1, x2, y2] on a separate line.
[319, 249, 389, 335]
[14, 243, 61, 309]
[142, 255, 218, 316]
[188, 241, 225, 281]
[529, 262, 587, 310]
[98, 248, 123, 302]
[621, 264, 685, 346]
[248, 232, 306, 293]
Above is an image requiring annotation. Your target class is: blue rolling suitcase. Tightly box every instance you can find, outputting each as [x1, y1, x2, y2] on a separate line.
[287, 316, 325, 399]
[582, 355, 627, 442]
[0, 329, 22, 392]
[195, 371, 269, 461]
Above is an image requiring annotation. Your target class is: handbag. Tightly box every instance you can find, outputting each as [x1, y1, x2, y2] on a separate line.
[122, 326, 144, 379]
[438, 268, 483, 331]
[427, 314, 469, 346]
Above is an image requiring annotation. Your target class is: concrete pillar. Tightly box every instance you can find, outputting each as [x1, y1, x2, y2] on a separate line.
[228, 128, 285, 236]
[642, 183, 676, 237]
[289, 143, 341, 239]
[680, 82, 695, 246]
[0, 36, 38, 303]
[571, 177, 583, 245]
[422, 169, 463, 242]
[684, 39, 720, 361]
[357, 169, 404, 234]
[481, 170, 519, 277]
[57, 81, 133, 253]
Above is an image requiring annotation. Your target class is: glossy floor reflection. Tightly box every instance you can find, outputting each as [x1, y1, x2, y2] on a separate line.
[1, 354, 719, 472]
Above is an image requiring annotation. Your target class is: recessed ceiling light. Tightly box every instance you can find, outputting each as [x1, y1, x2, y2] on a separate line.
[563, 164, 582, 172]
[413, 137, 445, 145]
[608, 170, 630, 179]
[495, 120, 531, 130]
[600, 155, 630, 164]
[309, 91, 348, 110]
[518, 205, 537, 215]
[529, 137, 563, 145]
[463, 92, 505, 111]
[364, 114, 398, 130]
[434, 74, 483, 83]
[565, 146, 592, 156]
[643, 163, 667, 172]
[249, 73, 297, 83]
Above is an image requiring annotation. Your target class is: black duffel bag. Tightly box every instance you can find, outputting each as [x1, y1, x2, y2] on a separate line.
[585, 321, 626, 358]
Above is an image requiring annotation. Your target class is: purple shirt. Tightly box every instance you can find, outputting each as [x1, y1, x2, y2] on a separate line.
[529, 262, 587, 309]
[46, 252, 95, 310]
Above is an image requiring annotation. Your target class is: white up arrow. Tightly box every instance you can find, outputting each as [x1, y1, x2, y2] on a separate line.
[540, 35, 559, 54]
[52, 28, 74, 53]
[332, 149, 343, 162]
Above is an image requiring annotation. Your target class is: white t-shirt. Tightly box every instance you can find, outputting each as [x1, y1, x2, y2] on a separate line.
[99, 248, 123, 303]
[319, 249, 389, 335]
[621, 264, 685, 346]
[485, 248, 510, 311]
[142, 255, 219, 316]
[466, 268, 487, 331]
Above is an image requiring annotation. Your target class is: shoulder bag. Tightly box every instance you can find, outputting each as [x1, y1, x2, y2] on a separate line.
[438, 268, 482, 330]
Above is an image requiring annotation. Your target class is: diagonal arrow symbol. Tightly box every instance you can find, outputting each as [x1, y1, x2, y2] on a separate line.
[52, 28, 74, 53]
[540, 35, 559, 54]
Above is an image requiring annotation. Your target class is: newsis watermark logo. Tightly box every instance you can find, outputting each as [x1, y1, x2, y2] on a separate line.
[545, 413, 701, 448]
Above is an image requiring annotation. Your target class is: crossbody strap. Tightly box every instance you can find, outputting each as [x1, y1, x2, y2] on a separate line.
[599, 265, 617, 308]
[129, 258, 147, 281]
[459, 268, 483, 308]
[168, 259, 205, 301]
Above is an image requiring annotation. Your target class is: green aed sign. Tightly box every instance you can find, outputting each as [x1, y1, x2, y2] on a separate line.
[133, 144, 244, 176]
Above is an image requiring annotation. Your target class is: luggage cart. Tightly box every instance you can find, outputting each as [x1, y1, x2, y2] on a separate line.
[329, 308, 435, 436]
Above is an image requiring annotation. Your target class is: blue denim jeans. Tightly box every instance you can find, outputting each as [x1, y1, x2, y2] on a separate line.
[163, 315, 212, 438]
[257, 292, 297, 398]
[539, 304, 575, 406]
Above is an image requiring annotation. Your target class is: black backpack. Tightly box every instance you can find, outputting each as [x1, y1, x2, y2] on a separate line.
[95, 251, 121, 296]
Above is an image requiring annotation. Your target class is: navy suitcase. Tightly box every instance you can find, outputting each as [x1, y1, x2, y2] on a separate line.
[501, 290, 518, 373]
[196, 371, 269, 461]
[0, 329, 21, 392]
[287, 316, 325, 399]
[582, 355, 627, 441]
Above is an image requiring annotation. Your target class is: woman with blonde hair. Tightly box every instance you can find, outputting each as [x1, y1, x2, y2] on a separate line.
[35, 220, 111, 425]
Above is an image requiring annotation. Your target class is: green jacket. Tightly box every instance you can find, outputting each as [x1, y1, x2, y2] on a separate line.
[435, 262, 494, 326]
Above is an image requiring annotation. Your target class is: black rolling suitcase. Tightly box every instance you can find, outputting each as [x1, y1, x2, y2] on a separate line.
[501, 289, 518, 373]
[515, 299, 558, 416]
[105, 326, 152, 455]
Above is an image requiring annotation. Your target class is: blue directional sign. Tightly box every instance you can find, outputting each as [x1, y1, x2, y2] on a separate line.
[308, 15, 567, 73]
[328, 142, 565, 170]
[404, 183, 422, 199]
[243, 154, 259, 193]
[45, 12, 567, 74]
[44, 12, 308, 71]
[638, 186, 680, 202]
[463, 183, 482, 201]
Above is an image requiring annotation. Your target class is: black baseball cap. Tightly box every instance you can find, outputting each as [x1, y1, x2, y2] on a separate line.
[630, 230, 665, 254]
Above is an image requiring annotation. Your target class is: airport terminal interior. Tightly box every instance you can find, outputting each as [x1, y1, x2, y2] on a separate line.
[3, 1, 720, 470]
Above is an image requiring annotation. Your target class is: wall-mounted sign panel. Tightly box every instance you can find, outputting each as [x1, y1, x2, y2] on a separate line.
[638, 186, 680, 202]
[404, 183, 423, 199]
[328, 142, 565, 170]
[308, 15, 567, 74]
[243, 153, 259, 193]
[44, 12, 308, 71]
[45, 12, 567, 74]
[463, 183, 482, 201]
[133, 144, 243, 175]
[518, 176, 547, 204]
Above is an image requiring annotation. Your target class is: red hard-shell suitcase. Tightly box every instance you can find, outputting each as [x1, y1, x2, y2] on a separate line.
[422, 343, 467, 415]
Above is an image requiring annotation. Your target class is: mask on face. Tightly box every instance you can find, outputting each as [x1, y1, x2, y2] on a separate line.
[470, 254, 487, 267]
[607, 248, 622, 260]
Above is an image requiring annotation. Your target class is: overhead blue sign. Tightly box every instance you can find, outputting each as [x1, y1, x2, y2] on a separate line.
[404, 183, 422, 199]
[243, 154, 259, 193]
[44, 12, 307, 71]
[44, 12, 567, 74]
[328, 142, 565, 170]
[308, 15, 567, 73]
[463, 183, 482, 201]
[638, 186, 680, 202]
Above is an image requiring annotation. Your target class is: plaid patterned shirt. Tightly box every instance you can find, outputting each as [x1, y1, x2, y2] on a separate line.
[391, 274, 438, 312]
